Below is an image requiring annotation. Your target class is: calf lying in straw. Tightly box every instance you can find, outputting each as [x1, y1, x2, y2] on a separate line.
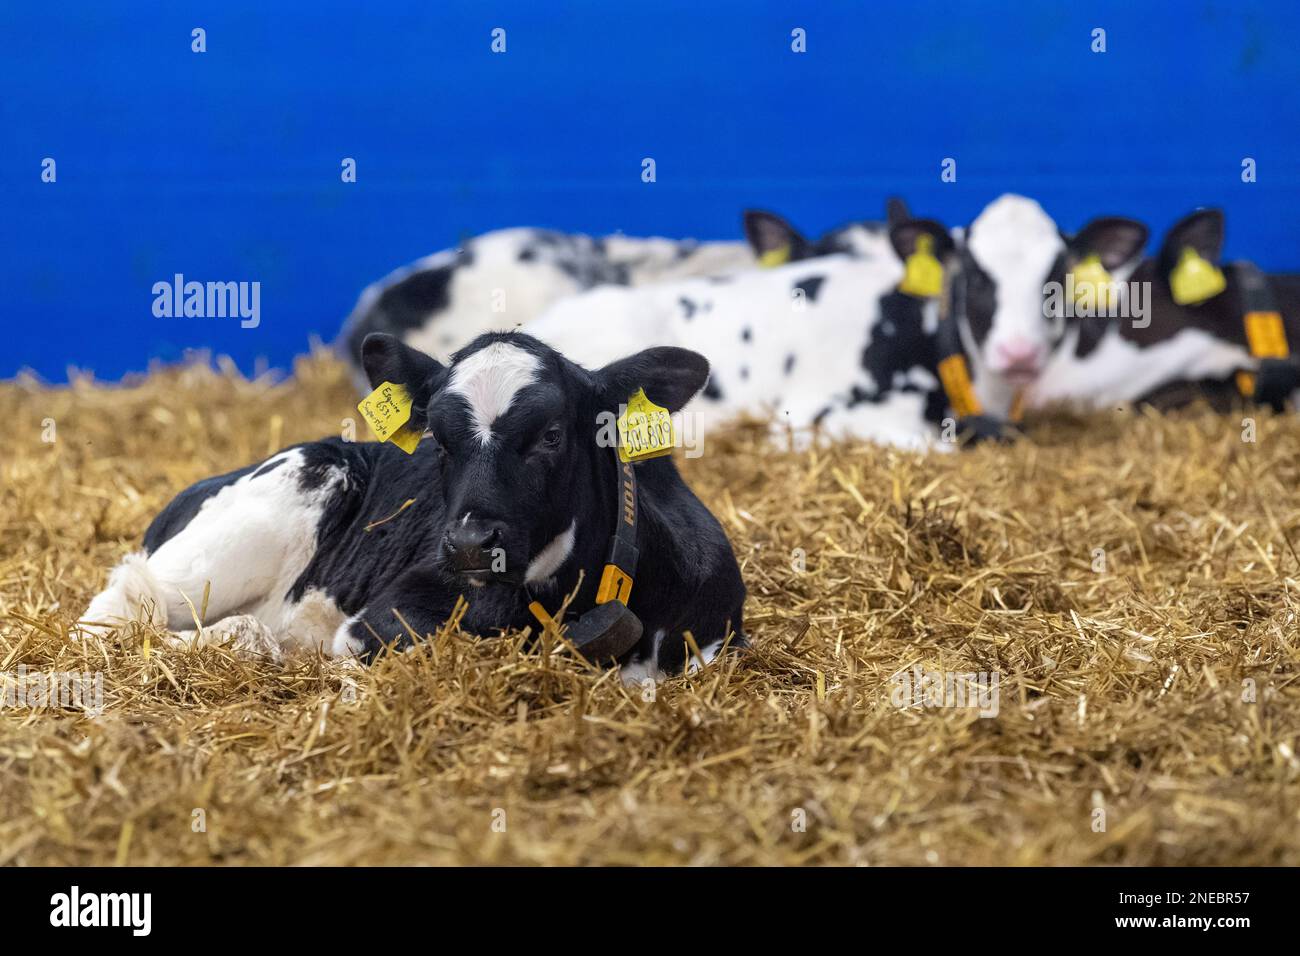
[80, 333, 747, 681]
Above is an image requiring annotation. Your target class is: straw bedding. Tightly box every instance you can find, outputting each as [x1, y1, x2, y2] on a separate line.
[1, 352, 1297, 866]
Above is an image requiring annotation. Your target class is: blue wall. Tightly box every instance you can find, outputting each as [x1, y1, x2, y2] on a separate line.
[4, 1, 1298, 382]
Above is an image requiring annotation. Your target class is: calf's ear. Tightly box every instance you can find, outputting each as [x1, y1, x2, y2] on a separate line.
[888, 217, 955, 261]
[1072, 216, 1149, 269]
[596, 347, 711, 414]
[360, 333, 447, 418]
[885, 196, 911, 228]
[1159, 208, 1224, 264]
[743, 210, 808, 263]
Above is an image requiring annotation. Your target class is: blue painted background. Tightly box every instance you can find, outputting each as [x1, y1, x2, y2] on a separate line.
[3, 1, 1298, 382]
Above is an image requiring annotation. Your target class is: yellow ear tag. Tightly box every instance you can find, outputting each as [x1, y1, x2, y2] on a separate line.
[898, 234, 943, 298]
[357, 382, 422, 454]
[617, 388, 675, 463]
[1072, 254, 1115, 310]
[1170, 246, 1226, 306]
[758, 245, 791, 268]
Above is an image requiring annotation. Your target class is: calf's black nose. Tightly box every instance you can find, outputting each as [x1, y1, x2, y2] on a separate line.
[443, 520, 506, 571]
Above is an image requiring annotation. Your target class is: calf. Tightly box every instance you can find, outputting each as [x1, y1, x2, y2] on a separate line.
[338, 206, 907, 385]
[80, 333, 747, 681]
[522, 195, 1142, 450]
[1027, 208, 1300, 413]
[741, 197, 910, 265]
[337, 228, 755, 386]
[942, 196, 1149, 416]
[519, 224, 941, 448]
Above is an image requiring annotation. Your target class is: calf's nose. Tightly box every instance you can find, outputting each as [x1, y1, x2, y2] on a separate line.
[995, 339, 1043, 370]
[443, 520, 506, 570]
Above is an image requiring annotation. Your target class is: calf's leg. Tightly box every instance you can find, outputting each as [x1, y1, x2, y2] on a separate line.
[78, 448, 343, 644]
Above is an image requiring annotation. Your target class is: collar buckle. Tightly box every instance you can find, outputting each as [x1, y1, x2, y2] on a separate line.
[528, 447, 644, 663]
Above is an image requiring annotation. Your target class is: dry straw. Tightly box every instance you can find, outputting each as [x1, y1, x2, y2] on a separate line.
[1, 351, 1297, 865]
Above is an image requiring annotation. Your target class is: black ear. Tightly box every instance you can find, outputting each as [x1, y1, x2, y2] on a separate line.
[743, 210, 809, 261]
[1159, 208, 1224, 267]
[889, 217, 954, 261]
[1072, 216, 1149, 270]
[360, 333, 447, 426]
[885, 196, 911, 228]
[596, 347, 710, 414]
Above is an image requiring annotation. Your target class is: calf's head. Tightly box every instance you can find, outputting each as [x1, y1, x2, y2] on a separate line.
[361, 332, 709, 587]
[953, 195, 1147, 393]
[742, 197, 909, 264]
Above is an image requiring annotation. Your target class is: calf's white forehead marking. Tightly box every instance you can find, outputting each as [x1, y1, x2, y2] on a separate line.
[966, 194, 1065, 348]
[967, 194, 1063, 274]
[447, 342, 542, 445]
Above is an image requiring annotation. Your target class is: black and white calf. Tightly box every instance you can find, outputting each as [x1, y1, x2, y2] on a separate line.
[337, 228, 756, 384]
[1028, 208, 1300, 412]
[741, 197, 910, 264]
[520, 218, 938, 447]
[522, 195, 1144, 450]
[80, 333, 747, 681]
[337, 207, 907, 386]
[942, 196, 1150, 416]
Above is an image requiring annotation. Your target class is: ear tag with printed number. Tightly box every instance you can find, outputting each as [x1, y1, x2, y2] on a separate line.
[898, 234, 944, 298]
[1072, 254, 1115, 310]
[357, 382, 422, 454]
[1170, 246, 1226, 306]
[617, 388, 675, 463]
[759, 245, 791, 268]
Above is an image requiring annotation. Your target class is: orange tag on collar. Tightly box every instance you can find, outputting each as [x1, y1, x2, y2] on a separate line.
[358, 382, 422, 454]
[595, 564, 633, 605]
[1243, 311, 1288, 359]
[937, 354, 982, 418]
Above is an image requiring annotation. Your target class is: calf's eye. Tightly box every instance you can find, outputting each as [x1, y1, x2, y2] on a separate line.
[542, 425, 562, 448]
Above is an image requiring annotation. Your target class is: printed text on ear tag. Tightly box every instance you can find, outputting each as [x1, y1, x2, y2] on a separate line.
[1170, 246, 1226, 306]
[617, 388, 675, 463]
[357, 382, 422, 454]
[1072, 255, 1115, 310]
[759, 245, 791, 268]
[898, 234, 943, 298]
